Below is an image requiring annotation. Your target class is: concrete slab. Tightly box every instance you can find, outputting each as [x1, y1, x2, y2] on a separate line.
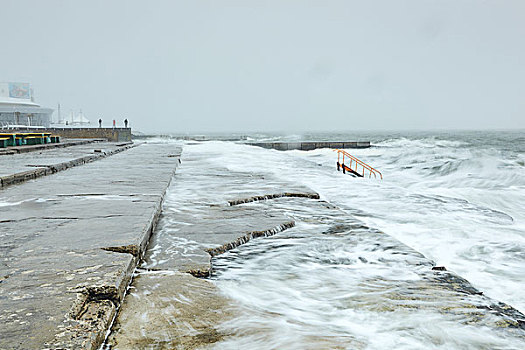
[143, 205, 294, 275]
[138, 154, 316, 276]
[107, 271, 235, 350]
[107, 148, 317, 348]
[0, 141, 123, 177]
[0, 249, 133, 349]
[0, 142, 181, 349]
[0, 141, 137, 189]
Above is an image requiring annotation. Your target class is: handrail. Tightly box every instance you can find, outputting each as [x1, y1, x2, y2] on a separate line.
[334, 149, 383, 179]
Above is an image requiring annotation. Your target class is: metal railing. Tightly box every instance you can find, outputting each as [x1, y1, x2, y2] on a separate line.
[334, 149, 383, 179]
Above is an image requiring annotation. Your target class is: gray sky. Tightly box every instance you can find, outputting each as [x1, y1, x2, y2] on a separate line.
[1, 0, 524, 133]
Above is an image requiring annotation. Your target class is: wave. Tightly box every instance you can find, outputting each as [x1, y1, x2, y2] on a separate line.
[376, 137, 468, 149]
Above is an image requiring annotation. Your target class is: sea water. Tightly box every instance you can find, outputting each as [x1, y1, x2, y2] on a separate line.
[162, 131, 525, 349]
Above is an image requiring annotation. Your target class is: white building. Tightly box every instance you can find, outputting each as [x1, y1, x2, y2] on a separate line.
[52, 107, 91, 127]
[0, 82, 53, 128]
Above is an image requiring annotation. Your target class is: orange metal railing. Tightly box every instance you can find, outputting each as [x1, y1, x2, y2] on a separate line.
[334, 149, 383, 179]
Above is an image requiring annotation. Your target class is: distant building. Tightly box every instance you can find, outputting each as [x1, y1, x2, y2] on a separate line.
[0, 82, 53, 128]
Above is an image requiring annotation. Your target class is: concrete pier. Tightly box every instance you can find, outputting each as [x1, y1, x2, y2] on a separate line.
[247, 141, 370, 151]
[0, 142, 181, 349]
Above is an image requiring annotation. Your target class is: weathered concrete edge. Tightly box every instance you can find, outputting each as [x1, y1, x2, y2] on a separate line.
[105, 192, 308, 345]
[0, 142, 135, 189]
[228, 192, 320, 206]
[101, 196, 166, 260]
[179, 220, 297, 278]
[55, 255, 136, 350]
[59, 206, 157, 349]
[75, 157, 179, 349]
[205, 221, 296, 258]
[183, 192, 322, 276]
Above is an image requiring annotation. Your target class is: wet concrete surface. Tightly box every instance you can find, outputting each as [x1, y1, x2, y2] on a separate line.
[109, 271, 235, 350]
[0, 142, 181, 349]
[139, 152, 318, 277]
[0, 141, 128, 178]
[0, 139, 97, 156]
[107, 150, 315, 349]
[144, 205, 295, 276]
[107, 143, 525, 349]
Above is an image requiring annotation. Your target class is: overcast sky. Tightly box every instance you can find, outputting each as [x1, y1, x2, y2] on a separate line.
[1, 0, 524, 133]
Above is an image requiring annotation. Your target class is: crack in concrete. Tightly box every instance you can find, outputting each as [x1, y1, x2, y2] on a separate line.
[228, 192, 320, 206]
[102, 245, 139, 257]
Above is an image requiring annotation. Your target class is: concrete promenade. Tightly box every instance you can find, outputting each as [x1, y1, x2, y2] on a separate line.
[0, 142, 181, 349]
[0, 141, 133, 188]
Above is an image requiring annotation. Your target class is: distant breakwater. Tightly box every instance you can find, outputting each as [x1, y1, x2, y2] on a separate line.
[248, 141, 370, 151]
